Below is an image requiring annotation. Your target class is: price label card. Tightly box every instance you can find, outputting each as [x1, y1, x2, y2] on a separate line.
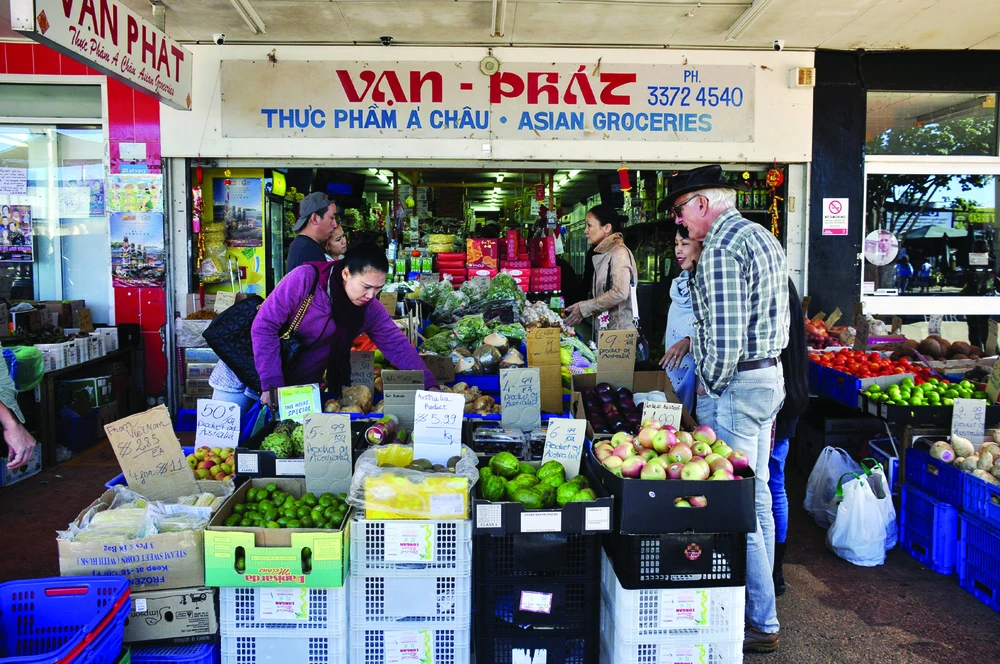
[194, 398, 240, 449]
[527, 328, 563, 414]
[76, 308, 94, 332]
[987, 319, 998, 356]
[384, 630, 432, 664]
[213, 291, 237, 313]
[383, 522, 434, 562]
[518, 591, 553, 615]
[826, 308, 843, 329]
[412, 390, 464, 465]
[258, 588, 308, 621]
[420, 354, 455, 383]
[987, 361, 1000, 405]
[928, 315, 943, 337]
[811, 312, 826, 323]
[278, 384, 321, 423]
[500, 368, 542, 431]
[891, 316, 903, 334]
[541, 418, 587, 478]
[852, 316, 871, 351]
[597, 330, 637, 390]
[951, 398, 987, 445]
[303, 413, 352, 495]
[350, 351, 376, 394]
[105, 406, 199, 501]
[379, 291, 398, 315]
[853, 302, 865, 327]
[641, 401, 683, 429]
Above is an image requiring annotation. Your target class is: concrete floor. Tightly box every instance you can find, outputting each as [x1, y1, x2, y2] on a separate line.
[2, 438, 998, 663]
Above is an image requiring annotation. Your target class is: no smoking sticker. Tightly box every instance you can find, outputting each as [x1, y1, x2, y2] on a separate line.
[822, 197, 849, 236]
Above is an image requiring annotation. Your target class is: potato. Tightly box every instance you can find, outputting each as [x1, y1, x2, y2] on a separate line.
[323, 399, 341, 413]
[972, 469, 1000, 486]
[950, 434, 975, 458]
[959, 455, 980, 471]
[978, 451, 995, 471]
[980, 442, 1000, 460]
[930, 441, 956, 463]
[954, 457, 966, 468]
[992, 465, 1000, 481]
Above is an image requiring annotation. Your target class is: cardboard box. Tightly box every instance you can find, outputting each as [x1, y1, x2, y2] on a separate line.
[501, 260, 531, 270]
[124, 587, 218, 645]
[59, 376, 113, 408]
[466, 238, 499, 269]
[2, 443, 41, 487]
[185, 363, 217, 380]
[41, 300, 85, 328]
[96, 400, 123, 429]
[501, 268, 532, 278]
[574, 372, 697, 433]
[467, 268, 498, 279]
[204, 478, 349, 588]
[184, 348, 219, 364]
[58, 490, 208, 591]
[11, 308, 42, 332]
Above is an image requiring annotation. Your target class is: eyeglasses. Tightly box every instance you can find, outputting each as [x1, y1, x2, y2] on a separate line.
[669, 194, 702, 219]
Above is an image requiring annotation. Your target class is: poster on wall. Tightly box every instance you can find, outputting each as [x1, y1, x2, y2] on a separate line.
[213, 178, 263, 247]
[110, 212, 166, 287]
[0, 205, 33, 262]
[59, 186, 92, 218]
[109, 175, 163, 213]
[0, 168, 27, 195]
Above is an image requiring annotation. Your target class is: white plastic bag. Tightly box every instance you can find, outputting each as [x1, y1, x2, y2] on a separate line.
[861, 458, 897, 550]
[805, 447, 862, 529]
[826, 473, 888, 567]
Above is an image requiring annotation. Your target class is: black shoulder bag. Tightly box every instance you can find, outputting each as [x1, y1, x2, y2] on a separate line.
[202, 264, 320, 395]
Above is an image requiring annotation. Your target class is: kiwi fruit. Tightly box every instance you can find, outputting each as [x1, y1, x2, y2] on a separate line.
[917, 338, 942, 359]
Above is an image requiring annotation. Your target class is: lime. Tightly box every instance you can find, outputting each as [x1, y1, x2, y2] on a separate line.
[233, 504, 246, 515]
[265, 482, 278, 494]
[258, 500, 273, 512]
[943, 398, 954, 406]
[287, 519, 301, 529]
[264, 508, 279, 521]
[300, 516, 315, 529]
[296, 506, 311, 519]
[302, 493, 318, 507]
[266, 521, 280, 529]
[277, 516, 290, 526]
[224, 514, 241, 527]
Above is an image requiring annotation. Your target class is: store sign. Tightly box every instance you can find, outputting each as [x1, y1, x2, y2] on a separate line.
[220, 60, 755, 142]
[10, 0, 193, 111]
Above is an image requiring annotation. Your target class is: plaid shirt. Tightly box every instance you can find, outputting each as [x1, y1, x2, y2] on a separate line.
[691, 208, 789, 397]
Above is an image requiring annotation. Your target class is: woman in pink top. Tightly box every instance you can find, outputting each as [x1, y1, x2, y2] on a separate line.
[252, 243, 436, 405]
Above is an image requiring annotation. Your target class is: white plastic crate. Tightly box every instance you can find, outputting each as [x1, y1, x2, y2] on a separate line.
[600, 631, 743, 664]
[220, 585, 348, 637]
[350, 573, 472, 627]
[600, 550, 744, 642]
[350, 518, 472, 576]
[349, 625, 470, 664]
[222, 633, 347, 664]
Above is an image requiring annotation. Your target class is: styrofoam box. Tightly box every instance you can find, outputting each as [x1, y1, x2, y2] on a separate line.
[600, 550, 744, 642]
[98, 328, 119, 352]
[600, 602, 742, 664]
[221, 585, 347, 638]
[350, 573, 472, 628]
[74, 337, 90, 363]
[350, 625, 470, 664]
[222, 633, 347, 664]
[36, 344, 67, 371]
[349, 518, 472, 576]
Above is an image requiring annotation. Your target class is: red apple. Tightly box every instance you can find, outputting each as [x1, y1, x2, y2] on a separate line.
[667, 444, 693, 464]
[666, 462, 685, 480]
[688, 495, 708, 507]
[727, 450, 750, 472]
[652, 429, 677, 454]
[675, 431, 694, 446]
[640, 462, 667, 480]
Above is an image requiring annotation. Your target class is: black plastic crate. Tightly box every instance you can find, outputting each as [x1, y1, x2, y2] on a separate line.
[474, 580, 600, 634]
[604, 532, 747, 590]
[475, 633, 598, 664]
[474, 533, 601, 580]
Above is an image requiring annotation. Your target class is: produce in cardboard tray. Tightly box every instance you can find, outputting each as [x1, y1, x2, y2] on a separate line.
[186, 446, 236, 481]
[478, 454, 595, 508]
[431, 382, 502, 415]
[929, 434, 1000, 485]
[862, 376, 987, 407]
[222, 483, 349, 529]
[593, 421, 746, 491]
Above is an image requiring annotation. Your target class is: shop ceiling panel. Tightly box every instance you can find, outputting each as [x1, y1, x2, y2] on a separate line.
[727, 0, 885, 50]
[336, 2, 495, 43]
[818, 0, 999, 50]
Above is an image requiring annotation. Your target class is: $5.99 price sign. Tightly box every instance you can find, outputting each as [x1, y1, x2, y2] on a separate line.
[412, 390, 464, 465]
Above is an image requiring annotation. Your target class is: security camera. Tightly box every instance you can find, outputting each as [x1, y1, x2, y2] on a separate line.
[773, 39, 785, 51]
[212, 33, 226, 45]
[379, 35, 393, 46]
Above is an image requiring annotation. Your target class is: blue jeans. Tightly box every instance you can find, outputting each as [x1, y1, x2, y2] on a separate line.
[769, 438, 789, 544]
[697, 363, 784, 634]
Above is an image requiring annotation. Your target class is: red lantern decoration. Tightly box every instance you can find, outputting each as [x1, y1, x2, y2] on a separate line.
[618, 167, 632, 192]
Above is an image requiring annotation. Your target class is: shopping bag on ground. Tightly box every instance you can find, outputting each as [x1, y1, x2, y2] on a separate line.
[805, 446, 862, 529]
[826, 473, 888, 567]
[860, 457, 897, 550]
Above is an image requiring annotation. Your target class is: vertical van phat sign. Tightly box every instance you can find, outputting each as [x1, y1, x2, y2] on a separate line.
[10, 0, 193, 111]
[220, 61, 755, 141]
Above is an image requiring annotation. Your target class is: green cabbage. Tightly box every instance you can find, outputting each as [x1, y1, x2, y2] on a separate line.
[489, 322, 527, 343]
[420, 331, 458, 354]
[486, 273, 526, 308]
[454, 314, 489, 346]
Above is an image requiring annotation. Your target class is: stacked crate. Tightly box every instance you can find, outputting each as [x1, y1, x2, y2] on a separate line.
[473, 531, 603, 664]
[959, 454, 1000, 611]
[349, 517, 473, 663]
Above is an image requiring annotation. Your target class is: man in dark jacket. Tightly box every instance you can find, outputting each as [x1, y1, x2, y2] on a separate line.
[287, 192, 338, 272]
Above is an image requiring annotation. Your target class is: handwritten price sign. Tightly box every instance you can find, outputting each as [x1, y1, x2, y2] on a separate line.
[542, 418, 587, 478]
[951, 398, 986, 445]
[412, 390, 464, 464]
[500, 368, 541, 431]
[195, 399, 240, 449]
[304, 413, 353, 494]
[640, 401, 683, 429]
[106, 405, 199, 501]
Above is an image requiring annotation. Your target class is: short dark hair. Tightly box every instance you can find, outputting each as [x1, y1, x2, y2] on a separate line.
[588, 205, 623, 234]
[342, 242, 389, 275]
[674, 223, 690, 240]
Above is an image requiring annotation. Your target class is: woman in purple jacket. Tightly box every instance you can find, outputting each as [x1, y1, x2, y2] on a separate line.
[253, 243, 436, 405]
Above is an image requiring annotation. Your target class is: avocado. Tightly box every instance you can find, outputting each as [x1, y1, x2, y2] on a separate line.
[512, 487, 544, 510]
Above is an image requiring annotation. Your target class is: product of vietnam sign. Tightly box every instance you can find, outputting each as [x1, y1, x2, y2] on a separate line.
[10, 0, 193, 111]
[220, 60, 754, 142]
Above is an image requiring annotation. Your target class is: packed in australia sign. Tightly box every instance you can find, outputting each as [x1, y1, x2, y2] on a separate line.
[221, 60, 755, 142]
[10, 0, 193, 111]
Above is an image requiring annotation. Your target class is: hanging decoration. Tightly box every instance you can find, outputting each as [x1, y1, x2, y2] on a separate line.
[765, 166, 784, 238]
[617, 167, 632, 192]
[191, 185, 203, 234]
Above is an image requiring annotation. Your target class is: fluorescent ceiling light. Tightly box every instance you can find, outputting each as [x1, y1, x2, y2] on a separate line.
[229, 0, 267, 36]
[490, 0, 507, 38]
[557, 178, 569, 188]
[496, 174, 504, 182]
[493, 187, 502, 193]
[726, 0, 774, 42]
[368, 168, 378, 173]
[567, 170, 581, 179]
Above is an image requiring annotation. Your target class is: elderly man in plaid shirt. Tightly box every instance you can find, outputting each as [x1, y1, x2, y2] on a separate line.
[662, 165, 789, 654]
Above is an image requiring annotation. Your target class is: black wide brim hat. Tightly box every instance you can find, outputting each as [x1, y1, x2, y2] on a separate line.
[657, 165, 749, 213]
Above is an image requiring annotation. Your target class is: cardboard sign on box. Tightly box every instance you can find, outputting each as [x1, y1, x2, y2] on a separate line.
[124, 587, 218, 645]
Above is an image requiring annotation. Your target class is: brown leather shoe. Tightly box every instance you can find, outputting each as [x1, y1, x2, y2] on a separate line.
[744, 628, 780, 653]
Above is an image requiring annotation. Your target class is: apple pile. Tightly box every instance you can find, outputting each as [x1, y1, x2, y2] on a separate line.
[592, 421, 748, 482]
[186, 446, 236, 481]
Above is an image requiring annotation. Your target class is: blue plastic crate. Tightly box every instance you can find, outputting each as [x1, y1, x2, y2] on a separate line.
[962, 470, 1000, 529]
[868, 436, 900, 496]
[900, 485, 958, 575]
[807, 361, 821, 393]
[105, 447, 195, 489]
[175, 409, 197, 432]
[56, 407, 100, 452]
[959, 514, 1000, 613]
[0, 576, 130, 664]
[904, 447, 964, 507]
[131, 644, 218, 664]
